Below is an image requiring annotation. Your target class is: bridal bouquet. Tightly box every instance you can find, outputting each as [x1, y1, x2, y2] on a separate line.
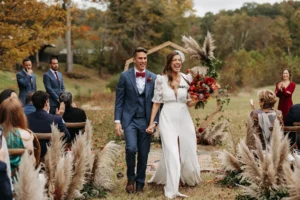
[182, 32, 224, 109]
[187, 72, 220, 109]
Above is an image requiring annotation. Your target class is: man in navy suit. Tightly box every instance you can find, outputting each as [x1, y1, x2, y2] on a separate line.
[27, 91, 70, 158]
[114, 47, 158, 193]
[16, 58, 37, 105]
[43, 56, 65, 114]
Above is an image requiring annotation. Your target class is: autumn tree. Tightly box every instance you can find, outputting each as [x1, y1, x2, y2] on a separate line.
[0, 0, 65, 71]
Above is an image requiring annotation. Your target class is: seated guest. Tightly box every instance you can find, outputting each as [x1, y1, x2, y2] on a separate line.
[0, 89, 18, 104]
[27, 91, 70, 158]
[0, 97, 34, 174]
[23, 92, 36, 115]
[59, 91, 87, 141]
[284, 104, 300, 147]
[246, 89, 283, 150]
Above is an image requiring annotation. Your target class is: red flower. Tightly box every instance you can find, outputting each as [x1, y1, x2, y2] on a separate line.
[198, 127, 205, 133]
[186, 69, 190, 74]
[205, 77, 215, 85]
[147, 76, 152, 83]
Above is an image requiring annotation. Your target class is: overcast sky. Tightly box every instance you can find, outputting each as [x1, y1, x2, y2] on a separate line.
[72, 0, 283, 16]
[193, 0, 283, 16]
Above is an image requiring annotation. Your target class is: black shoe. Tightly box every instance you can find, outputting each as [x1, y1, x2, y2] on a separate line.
[136, 183, 144, 194]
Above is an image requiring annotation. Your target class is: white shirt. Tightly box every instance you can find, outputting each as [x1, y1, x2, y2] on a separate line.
[50, 68, 59, 79]
[134, 67, 146, 94]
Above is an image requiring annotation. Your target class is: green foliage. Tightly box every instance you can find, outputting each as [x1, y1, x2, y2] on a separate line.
[236, 188, 289, 200]
[79, 183, 107, 199]
[218, 171, 250, 188]
[106, 73, 120, 92]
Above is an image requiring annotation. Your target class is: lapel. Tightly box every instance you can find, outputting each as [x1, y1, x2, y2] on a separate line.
[21, 70, 27, 78]
[145, 70, 150, 100]
[48, 70, 60, 87]
[129, 68, 139, 95]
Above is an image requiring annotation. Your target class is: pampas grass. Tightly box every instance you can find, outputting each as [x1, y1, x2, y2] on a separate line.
[238, 119, 290, 199]
[200, 120, 229, 145]
[43, 124, 66, 198]
[14, 150, 47, 200]
[65, 132, 90, 200]
[92, 141, 122, 190]
[53, 152, 73, 200]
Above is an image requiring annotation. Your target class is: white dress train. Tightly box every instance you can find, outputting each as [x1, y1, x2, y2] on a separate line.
[148, 73, 201, 199]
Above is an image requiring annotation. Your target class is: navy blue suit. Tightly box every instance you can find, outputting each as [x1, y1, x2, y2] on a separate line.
[27, 110, 70, 157]
[285, 104, 300, 146]
[43, 70, 65, 114]
[0, 161, 12, 200]
[16, 70, 36, 105]
[114, 67, 158, 186]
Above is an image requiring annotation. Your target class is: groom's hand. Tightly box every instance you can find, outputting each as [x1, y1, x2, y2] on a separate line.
[115, 122, 123, 136]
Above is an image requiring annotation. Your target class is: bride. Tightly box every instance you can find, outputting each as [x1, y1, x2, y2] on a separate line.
[146, 51, 201, 199]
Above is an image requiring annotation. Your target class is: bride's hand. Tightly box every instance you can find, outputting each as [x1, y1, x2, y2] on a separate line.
[146, 124, 156, 134]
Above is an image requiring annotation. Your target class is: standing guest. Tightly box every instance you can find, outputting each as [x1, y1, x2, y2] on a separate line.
[0, 97, 34, 174]
[59, 91, 86, 142]
[43, 56, 65, 114]
[16, 58, 37, 105]
[0, 89, 18, 105]
[23, 92, 36, 115]
[27, 91, 70, 158]
[275, 68, 296, 121]
[114, 47, 158, 193]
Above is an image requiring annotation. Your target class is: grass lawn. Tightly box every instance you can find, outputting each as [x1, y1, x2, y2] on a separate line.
[87, 84, 300, 199]
[2, 66, 300, 199]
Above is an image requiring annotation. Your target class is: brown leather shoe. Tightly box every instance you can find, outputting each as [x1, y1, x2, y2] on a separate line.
[126, 180, 135, 194]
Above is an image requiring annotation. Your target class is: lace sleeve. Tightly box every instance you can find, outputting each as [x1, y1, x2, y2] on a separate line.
[152, 75, 163, 103]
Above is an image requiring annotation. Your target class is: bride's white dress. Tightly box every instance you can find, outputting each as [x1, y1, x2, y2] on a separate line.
[149, 73, 201, 199]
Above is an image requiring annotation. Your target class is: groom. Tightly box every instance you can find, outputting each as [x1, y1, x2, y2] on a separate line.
[114, 47, 158, 193]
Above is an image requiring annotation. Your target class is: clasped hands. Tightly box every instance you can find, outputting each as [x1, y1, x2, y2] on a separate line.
[146, 123, 156, 135]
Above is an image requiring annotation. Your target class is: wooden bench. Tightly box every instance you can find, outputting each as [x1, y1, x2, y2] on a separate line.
[283, 125, 300, 150]
[35, 132, 65, 140]
[65, 122, 86, 129]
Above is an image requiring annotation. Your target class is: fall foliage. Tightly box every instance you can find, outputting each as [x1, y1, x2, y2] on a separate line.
[0, 0, 66, 70]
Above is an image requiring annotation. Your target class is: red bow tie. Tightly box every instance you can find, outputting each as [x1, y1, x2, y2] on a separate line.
[136, 72, 146, 78]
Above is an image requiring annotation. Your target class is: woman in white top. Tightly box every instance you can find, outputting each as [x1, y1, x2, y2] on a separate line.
[146, 51, 201, 199]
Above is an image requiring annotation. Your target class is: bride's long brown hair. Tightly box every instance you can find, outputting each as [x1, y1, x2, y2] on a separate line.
[163, 51, 181, 89]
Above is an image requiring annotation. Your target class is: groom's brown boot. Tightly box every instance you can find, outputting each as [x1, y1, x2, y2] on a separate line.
[126, 180, 135, 194]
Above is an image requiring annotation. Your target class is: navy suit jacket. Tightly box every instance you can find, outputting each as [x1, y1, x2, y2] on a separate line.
[27, 109, 70, 157]
[43, 70, 65, 108]
[0, 161, 12, 200]
[114, 67, 158, 129]
[285, 104, 300, 126]
[16, 70, 36, 105]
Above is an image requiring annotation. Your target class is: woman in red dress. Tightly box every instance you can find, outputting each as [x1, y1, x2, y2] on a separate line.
[275, 69, 296, 121]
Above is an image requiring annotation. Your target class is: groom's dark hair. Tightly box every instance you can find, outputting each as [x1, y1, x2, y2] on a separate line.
[133, 47, 148, 57]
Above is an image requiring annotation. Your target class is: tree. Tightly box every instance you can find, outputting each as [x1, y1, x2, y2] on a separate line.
[0, 0, 66, 70]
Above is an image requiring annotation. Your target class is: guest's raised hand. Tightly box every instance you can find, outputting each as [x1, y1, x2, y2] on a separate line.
[56, 102, 65, 116]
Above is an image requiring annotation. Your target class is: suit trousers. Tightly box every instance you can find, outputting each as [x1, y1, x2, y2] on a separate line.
[124, 117, 151, 186]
